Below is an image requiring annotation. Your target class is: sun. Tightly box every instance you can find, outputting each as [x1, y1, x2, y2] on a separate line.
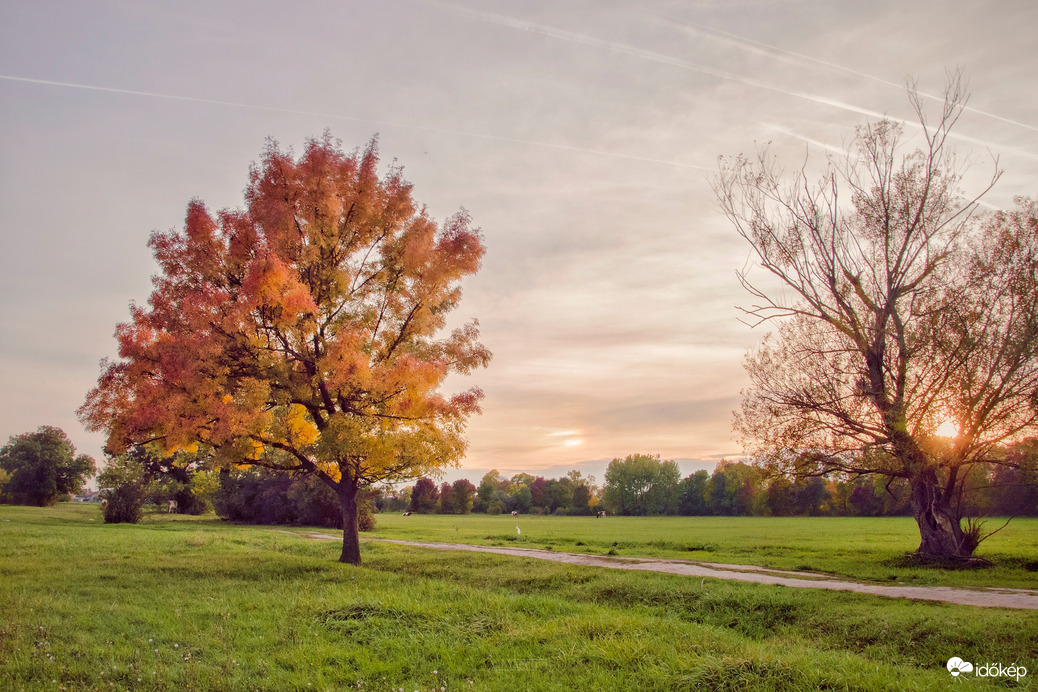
[935, 419, 959, 438]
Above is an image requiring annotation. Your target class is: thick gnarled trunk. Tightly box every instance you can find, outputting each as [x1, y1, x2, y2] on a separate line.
[910, 471, 970, 562]
[337, 482, 362, 565]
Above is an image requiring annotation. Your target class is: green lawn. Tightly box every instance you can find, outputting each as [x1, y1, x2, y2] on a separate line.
[1, 504, 1035, 691]
[360, 513, 1038, 589]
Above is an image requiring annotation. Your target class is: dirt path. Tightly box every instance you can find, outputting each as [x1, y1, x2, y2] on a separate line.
[295, 533, 1038, 610]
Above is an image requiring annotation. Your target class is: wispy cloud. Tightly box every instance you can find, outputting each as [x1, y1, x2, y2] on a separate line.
[423, 3, 1038, 164]
[0, 74, 710, 171]
[423, 1, 889, 120]
[651, 11, 1038, 135]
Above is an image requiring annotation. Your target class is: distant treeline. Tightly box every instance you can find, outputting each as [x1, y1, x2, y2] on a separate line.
[382, 443, 1038, 519]
[148, 441, 1037, 527]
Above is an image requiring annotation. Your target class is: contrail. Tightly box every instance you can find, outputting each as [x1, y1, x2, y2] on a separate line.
[650, 11, 1038, 135]
[768, 118, 1038, 164]
[423, 1, 888, 122]
[0, 74, 711, 171]
[425, 2, 1037, 163]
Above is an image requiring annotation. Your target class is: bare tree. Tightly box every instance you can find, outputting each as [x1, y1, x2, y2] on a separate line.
[715, 73, 1038, 562]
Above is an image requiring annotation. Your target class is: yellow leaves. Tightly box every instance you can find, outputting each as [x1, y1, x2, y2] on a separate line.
[314, 460, 342, 483]
[165, 442, 200, 456]
[285, 404, 319, 447]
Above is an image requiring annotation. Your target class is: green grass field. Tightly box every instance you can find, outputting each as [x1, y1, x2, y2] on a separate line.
[362, 513, 1038, 589]
[1, 505, 1036, 691]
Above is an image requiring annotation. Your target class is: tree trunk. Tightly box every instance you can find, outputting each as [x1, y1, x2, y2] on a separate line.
[337, 481, 362, 565]
[910, 471, 970, 562]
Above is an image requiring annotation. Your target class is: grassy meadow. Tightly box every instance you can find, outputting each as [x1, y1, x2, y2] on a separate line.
[0, 505, 1035, 691]
[363, 513, 1038, 590]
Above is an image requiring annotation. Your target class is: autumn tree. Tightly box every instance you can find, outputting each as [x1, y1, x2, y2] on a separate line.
[528, 476, 548, 508]
[716, 75, 1038, 562]
[79, 133, 490, 564]
[0, 427, 96, 506]
[437, 481, 454, 514]
[410, 477, 440, 514]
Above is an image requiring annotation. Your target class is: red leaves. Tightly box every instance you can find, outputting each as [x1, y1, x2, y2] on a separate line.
[80, 133, 490, 482]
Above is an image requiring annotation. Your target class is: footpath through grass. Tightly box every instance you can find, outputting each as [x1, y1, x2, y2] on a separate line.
[363, 514, 1038, 590]
[1, 505, 1036, 691]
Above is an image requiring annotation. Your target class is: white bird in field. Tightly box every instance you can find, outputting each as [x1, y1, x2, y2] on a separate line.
[516, 525, 521, 536]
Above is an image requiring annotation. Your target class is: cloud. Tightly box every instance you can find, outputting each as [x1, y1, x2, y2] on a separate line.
[422, 1, 890, 120]
[650, 10, 1038, 135]
[0, 74, 708, 171]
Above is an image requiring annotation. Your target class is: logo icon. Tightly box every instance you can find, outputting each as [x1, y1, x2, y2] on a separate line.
[947, 657, 974, 677]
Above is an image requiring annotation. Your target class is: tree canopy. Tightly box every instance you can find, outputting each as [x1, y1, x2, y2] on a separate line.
[80, 133, 491, 563]
[602, 453, 680, 516]
[0, 426, 96, 506]
[715, 75, 1038, 561]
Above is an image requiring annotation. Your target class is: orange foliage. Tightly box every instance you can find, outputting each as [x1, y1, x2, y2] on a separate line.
[79, 134, 490, 562]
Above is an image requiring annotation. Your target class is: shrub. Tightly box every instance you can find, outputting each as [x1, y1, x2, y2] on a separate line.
[97, 455, 155, 524]
[215, 468, 376, 531]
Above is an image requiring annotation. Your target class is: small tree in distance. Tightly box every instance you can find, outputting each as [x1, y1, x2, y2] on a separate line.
[602, 453, 680, 516]
[437, 481, 454, 514]
[715, 73, 1038, 562]
[410, 477, 439, 514]
[80, 133, 491, 564]
[0, 426, 95, 506]
[97, 449, 157, 524]
[450, 478, 477, 514]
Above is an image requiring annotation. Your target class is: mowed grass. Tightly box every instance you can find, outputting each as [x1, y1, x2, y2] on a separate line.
[0, 505, 1034, 691]
[362, 513, 1038, 589]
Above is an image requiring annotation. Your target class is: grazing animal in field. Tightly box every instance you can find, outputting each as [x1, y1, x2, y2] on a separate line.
[402, 511, 413, 516]
[167, 499, 178, 514]
[511, 510, 519, 517]
[596, 510, 607, 518]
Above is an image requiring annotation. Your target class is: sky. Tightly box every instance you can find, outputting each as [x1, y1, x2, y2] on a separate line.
[1, 0, 1037, 484]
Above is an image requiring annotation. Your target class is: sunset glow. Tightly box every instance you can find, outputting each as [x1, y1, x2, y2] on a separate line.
[1, 0, 1035, 481]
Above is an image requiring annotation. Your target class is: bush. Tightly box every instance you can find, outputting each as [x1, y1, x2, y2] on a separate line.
[97, 456, 155, 524]
[215, 468, 376, 531]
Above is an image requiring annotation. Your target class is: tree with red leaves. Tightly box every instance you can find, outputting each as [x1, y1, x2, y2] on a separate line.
[80, 133, 491, 564]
